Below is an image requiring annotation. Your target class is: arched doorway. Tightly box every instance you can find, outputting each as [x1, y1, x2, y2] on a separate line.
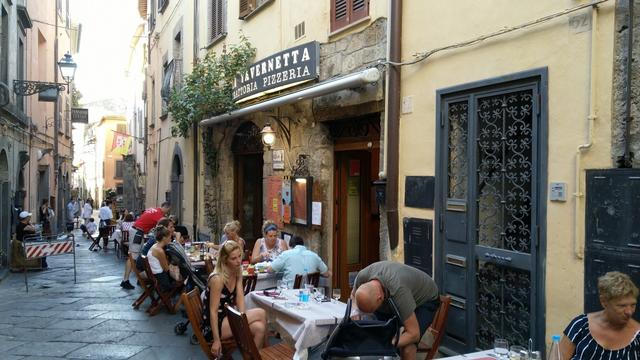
[0, 150, 10, 267]
[232, 122, 264, 247]
[170, 146, 184, 223]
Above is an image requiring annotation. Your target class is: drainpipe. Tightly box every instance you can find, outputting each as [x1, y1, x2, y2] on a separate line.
[53, 2, 61, 233]
[620, 0, 634, 167]
[384, 0, 402, 251]
[192, 0, 199, 239]
[573, 5, 599, 259]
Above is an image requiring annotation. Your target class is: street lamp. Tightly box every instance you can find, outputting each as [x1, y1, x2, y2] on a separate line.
[57, 53, 77, 89]
[13, 52, 77, 96]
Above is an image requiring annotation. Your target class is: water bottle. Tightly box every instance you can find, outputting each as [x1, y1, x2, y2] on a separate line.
[547, 335, 562, 360]
[301, 267, 309, 288]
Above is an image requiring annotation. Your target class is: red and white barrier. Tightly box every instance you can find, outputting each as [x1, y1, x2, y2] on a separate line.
[25, 240, 74, 259]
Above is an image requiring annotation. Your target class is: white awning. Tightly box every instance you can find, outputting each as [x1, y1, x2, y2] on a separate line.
[199, 67, 381, 127]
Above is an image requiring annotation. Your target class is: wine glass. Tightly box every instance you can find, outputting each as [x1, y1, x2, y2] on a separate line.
[332, 288, 341, 303]
[315, 287, 325, 301]
[494, 338, 509, 360]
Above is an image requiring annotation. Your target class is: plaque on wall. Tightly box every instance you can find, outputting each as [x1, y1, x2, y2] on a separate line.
[404, 176, 435, 209]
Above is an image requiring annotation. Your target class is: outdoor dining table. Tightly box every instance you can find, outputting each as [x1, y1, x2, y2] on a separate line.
[438, 349, 496, 360]
[245, 288, 349, 360]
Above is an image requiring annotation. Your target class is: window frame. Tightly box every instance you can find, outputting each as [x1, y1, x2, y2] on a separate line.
[239, 0, 273, 20]
[330, 0, 369, 33]
[115, 160, 124, 179]
[208, 0, 227, 46]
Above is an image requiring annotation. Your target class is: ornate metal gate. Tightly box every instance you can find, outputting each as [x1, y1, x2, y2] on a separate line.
[436, 72, 546, 353]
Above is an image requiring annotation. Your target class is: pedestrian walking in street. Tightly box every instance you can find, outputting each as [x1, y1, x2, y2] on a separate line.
[66, 198, 76, 232]
[98, 201, 113, 250]
[39, 199, 53, 235]
[82, 198, 93, 225]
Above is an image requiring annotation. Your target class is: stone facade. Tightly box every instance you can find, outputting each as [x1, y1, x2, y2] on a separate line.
[200, 19, 387, 261]
[612, 0, 640, 167]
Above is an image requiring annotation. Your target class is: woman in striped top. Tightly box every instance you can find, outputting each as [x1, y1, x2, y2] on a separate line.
[562, 271, 640, 360]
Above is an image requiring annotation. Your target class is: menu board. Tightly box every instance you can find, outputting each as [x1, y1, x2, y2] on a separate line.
[265, 176, 284, 228]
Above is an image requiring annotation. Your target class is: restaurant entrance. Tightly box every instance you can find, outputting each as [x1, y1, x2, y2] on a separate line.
[232, 122, 264, 247]
[332, 116, 381, 300]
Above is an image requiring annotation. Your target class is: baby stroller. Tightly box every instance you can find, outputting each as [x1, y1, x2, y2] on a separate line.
[166, 242, 206, 338]
[321, 298, 402, 359]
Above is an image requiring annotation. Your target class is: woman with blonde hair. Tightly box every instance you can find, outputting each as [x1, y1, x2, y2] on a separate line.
[221, 220, 246, 250]
[250, 220, 288, 264]
[561, 271, 639, 359]
[201, 240, 267, 358]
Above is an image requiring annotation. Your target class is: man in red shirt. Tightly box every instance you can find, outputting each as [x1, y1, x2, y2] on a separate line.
[120, 202, 171, 290]
[132, 202, 171, 244]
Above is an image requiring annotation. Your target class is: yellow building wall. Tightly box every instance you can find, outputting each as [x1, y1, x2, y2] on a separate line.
[399, 0, 615, 342]
[97, 116, 126, 195]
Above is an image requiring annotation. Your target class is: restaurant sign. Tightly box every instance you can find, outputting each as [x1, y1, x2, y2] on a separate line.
[232, 41, 319, 103]
[71, 108, 89, 124]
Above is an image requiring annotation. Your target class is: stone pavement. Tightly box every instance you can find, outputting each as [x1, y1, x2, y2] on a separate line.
[0, 228, 208, 360]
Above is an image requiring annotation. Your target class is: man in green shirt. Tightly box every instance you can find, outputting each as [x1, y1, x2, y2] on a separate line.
[353, 261, 440, 360]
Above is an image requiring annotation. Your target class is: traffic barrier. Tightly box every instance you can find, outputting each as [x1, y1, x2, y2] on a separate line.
[22, 233, 76, 292]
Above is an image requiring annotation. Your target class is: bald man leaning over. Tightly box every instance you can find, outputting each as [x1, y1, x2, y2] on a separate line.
[353, 261, 440, 360]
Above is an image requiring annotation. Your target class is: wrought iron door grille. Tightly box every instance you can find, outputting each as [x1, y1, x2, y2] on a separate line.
[448, 101, 469, 200]
[475, 89, 534, 348]
[476, 90, 533, 253]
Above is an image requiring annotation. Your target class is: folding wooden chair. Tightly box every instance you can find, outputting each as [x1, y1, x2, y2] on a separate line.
[293, 272, 320, 289]
[118, 230, 129, 260]
[242, 274, 257, 295]
[225, 304, 295, 360]
[418, 295, 452, 360]
[129, 254, 156, 310]
[181, 288, 236, 360]
[142, 256, 183, 316]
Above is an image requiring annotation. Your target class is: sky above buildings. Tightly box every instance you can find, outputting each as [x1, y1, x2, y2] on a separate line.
[69, 0, 143, 107]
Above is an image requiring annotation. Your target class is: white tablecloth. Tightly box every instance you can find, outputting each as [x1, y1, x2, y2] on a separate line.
[438, 349, 496, 360]
[245, 289, 348, 360]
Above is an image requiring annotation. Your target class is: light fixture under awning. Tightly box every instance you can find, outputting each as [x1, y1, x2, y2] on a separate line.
[199, 67, 381, 127]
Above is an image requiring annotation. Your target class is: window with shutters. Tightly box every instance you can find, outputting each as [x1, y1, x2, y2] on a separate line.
[1, 6, 8, 85]
[160, 59, 174, 118]
[209, 0, 226, 45]
[330, 0, 369, 33]
[239, 0, 273, 20]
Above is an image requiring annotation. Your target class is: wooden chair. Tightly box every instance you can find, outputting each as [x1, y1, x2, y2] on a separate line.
[293, 272, 320, 289]
[204, 258, 215, 275]
[181, 288, 236, 360]
[142, 255, 183, 316]
[242, 274, 257, 295]
[129, 254, 156, 310]
[225, 304, 295, 360]
[418, 295, 452, 360]
[115, 229, 130, 260]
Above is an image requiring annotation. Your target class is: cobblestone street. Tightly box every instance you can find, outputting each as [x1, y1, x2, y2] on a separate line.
[0, 229, 206, 360]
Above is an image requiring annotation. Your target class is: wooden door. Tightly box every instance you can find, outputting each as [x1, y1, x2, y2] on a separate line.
[333, 150, 379, 300]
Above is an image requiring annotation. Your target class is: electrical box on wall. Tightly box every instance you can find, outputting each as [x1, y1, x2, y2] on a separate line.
[550, 182, 567, 202]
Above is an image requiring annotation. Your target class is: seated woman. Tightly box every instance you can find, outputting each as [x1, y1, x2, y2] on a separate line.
[202, 240, 267, 358]
[221, 220, 246, 253]
[561, 271, 639, 360]
[148, 225, 179, 292]
[250, 220, 288, 264]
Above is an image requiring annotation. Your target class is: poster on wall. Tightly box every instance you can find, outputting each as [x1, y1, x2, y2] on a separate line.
[265, 176, 284, 228]
[272, 150, 285, 170]
[282, 178, 292, 224]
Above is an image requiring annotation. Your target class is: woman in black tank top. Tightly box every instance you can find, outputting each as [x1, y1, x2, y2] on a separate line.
[203, 240, 268, 358]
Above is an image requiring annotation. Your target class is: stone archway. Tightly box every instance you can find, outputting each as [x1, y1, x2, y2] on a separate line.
[0, 150, 10, 267]
[170, 144, 184, 223]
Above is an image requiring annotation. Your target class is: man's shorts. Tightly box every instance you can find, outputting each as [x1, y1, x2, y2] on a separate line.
[375, 296, 441, 338]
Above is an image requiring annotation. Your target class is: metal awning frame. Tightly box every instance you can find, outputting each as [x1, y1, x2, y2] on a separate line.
[199, 67, 382, 127]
